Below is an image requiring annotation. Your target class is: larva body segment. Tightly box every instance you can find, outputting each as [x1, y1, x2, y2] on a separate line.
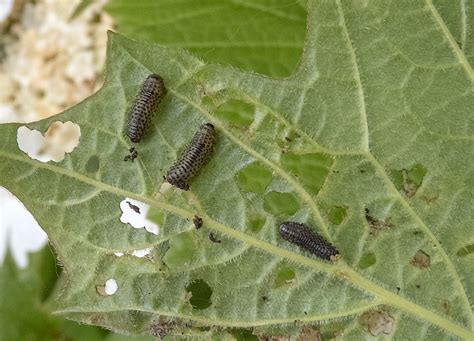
[127, 74, 165, 143]
[166, 123, 215, 190]
[279, 222, 339, 261]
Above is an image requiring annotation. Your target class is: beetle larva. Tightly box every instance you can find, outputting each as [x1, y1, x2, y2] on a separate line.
[278, 222, 339, 261]
[165, 123, 215, 190]
[126, 74, 165, 143]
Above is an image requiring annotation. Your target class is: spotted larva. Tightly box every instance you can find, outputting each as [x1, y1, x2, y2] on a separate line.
[126, 74, 165, 143]
[278, 222, 339, 261]
[165, 123, 215, 190]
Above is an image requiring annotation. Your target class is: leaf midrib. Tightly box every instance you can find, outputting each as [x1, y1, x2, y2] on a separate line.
[54, 299, 381, 328]
[1, 149, 472, 338]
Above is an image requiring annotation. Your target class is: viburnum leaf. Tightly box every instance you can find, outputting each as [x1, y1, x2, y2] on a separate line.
[1, 1, 473, 339]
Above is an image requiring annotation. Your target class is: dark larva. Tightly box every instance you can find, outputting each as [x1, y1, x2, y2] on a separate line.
[127, 74, 165, 143]
[165, 123, 215, 190]
[278, 222, 339, 261]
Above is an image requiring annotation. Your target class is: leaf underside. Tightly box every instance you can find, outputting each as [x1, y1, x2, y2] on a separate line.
[1, 0, 473, 339]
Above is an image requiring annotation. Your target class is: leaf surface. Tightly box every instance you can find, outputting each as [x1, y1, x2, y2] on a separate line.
[1, 0, 473, 339]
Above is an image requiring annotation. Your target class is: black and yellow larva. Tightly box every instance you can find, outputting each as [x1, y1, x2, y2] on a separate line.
[278, 222, 339, 261]
[126, 74, 165, 143]
[165, 123, 215, 190]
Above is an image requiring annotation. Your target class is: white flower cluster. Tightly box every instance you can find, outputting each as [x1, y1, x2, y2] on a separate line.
[0, 0, 114, 123]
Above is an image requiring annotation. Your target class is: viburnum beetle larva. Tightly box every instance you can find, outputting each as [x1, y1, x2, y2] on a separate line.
[127, 74, 165, 143]
[165, 123, 215, 190]
[278, 222, 339, 261]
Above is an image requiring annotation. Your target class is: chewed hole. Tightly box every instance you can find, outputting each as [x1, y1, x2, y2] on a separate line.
[214, 98, 256, 126]
[359, 310, 394, 336]
[230, 329, 258, 341]
[114, 248, 152, 258]
[237, 162, 272, 195]
[456, 244, 474, 257]
[85, 155, 100, 172]
[17, 121, 80, 162]
[119, 198, 159, 235]
[274, 265, 296, 288]
[163, 232, 196, 268]
[185, 279, 212, 310]
[390, 163, 426, 198]
[328, 206, 347, 225]
[358, 252, 377, 269]
[280, 153, 333, 195]
[96, 278, 118, 296]
[248, 214, 265, 232]
[263, 191, 300, 215]
[410, 249, 430, 269]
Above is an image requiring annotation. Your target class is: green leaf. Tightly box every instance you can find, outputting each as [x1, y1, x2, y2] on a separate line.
[105, 0, 307, 77]
[0, 247, 108, 341]
[1, 0, 474, 339]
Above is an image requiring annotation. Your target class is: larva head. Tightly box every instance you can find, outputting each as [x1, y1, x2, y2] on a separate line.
[201, 123, 215, 132]
[279, 221, 299, 239]
[149, 74, 163, 81]
[147, 74, 166, 95]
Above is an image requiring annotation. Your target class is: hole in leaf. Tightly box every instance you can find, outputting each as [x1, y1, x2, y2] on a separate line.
[328, 206, 347, 225]
[456, 244, 474, 257]
[359, 310, 394, 336]
[119, 198, 159, 235]
[319, 321, 348, 340]
[163, 232, 196, 268]
[390, 163, 426, 198]
[230, 329, 258, 341]
[185, 279, 212, 310]
[263, 191, 300, 216]
[85, 155, 100, 172]
[248, 214, 265, 232]
[358, 252, 377, 269]
[131, 248, 152, 258]
[274, 265, 296, 288]
[297, 326, 320, 340]
[17, 121, 81, 162]
[280, 153, 333, 195]
[410, 249, 430, 269]
[214, 99, 255, 126]
[364, 208, 393, 235]
[237, 162, 272, 194]
[96, 279, 118, 296]
[113, 248, 152, 258]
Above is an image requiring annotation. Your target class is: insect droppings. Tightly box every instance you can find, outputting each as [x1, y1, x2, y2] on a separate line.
[165, 123, 215, 190]
[278, 222, 339, 261]
[126, 74, 166, 144]
[209, 233, 221, 243]
[123, 147, 138, 162]
[126, 201, 141, 214]
[193, 215, 203, 229]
